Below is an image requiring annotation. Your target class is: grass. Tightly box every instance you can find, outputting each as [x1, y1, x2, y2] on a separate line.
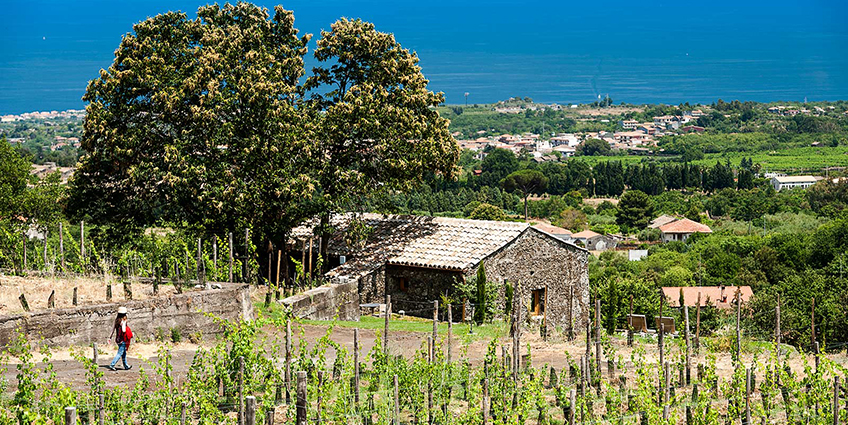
[256, 302, 509, 341]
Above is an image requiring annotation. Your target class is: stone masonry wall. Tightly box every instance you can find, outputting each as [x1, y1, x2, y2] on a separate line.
[0, 283, 253, 348]
[282, 278, 360, 321]
[481, 228, 590, 336]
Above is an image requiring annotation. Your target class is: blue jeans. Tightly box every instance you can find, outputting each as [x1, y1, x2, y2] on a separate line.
[110, 342, 129, 369]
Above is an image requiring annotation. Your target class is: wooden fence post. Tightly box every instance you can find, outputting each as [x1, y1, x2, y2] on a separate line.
[106, 284, 112, 301]
[595, 298, 601, 376]
[48, 290, 55, 308]
[19, 294, 30, 312]
[244, 229, 250, 283]
[213, 235, 218, 273]
[123, 281, 132, 300]
[98, 393, 104, 425]
[383, 295, 391, 355]
[834, 376, 840, 425]
[73, 287, 78, 306]
[745, 367, 752, 425]
[296, 371, 307, 425]
[228, 232, 234, 283]
[92, 343, 98, 366]
[285, 320, 292, 404]
[628, 294, 634, 346]
[482, 378, 490, 425]
[812, 296, 817, 352]
[695, 292, 701, 353]
[447, 304, 452, 363]
[353, 328, 360, 405]
[265, 410, 274, 425]
[433, 300, 439, 347]
[80, 221, 85, 270]
[180, 402, 187, 425]
[245, 395, 256, 425]
[393, 374, 400, 425]
[197, 238, 203, 284]
[658, 322, 665, 405]
[736, 288, 742, 362]
[59, 222, 65, 272]
[316, 371, 323, 425]
[685, 305, 691, 385]
[568, 389, 575, 425]
[64, 406, 76, 425]
[239, 356, 245, 425]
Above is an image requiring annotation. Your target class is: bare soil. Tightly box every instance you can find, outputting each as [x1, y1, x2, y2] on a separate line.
[3, 321, 845, 393]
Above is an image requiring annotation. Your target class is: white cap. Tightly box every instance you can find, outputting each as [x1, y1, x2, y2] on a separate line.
[117, 307, 128, 314]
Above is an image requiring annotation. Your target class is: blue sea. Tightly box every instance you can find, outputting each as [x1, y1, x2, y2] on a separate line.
[1, 0, 846, 114]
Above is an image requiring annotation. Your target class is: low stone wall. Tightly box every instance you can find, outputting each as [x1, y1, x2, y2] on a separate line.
[0, 283, 253, 348]
[281, 279, 359, 321]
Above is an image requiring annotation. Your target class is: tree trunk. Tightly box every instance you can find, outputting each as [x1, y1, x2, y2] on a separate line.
[320, 212, 331, 274]
[523, 195, 529, 221]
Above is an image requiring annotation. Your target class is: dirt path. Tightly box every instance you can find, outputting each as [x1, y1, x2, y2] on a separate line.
[4, 322, 846, 393]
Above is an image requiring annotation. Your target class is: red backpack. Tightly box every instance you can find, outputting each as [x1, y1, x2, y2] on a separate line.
[124, 325, 133, 347]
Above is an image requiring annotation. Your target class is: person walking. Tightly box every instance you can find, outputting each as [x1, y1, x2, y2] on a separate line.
[108, 306, 133, 371]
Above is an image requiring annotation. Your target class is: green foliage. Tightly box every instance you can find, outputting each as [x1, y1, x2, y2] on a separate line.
[576, 138, 611, 156]
[467, 203, 507, 221]
[501, 169, 548, 220]
[616, 190, 654, 231]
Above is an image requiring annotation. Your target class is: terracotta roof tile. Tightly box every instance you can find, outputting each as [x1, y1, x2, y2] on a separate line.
[658, 218, 712, 234]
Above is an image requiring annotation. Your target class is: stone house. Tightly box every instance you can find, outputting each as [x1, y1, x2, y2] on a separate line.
[571, 230, 617, 251]
[658, 218, 712, 243]
[290, 214, 590, 335]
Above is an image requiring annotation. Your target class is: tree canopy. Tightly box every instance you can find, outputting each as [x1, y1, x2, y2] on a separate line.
[68, 4, 459, 257]
[501, 169, 548, 221]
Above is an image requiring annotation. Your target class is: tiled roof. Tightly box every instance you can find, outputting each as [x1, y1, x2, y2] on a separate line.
[571, 230, 601, 239]
[649, 215, 678, 229]
[291, 214, 532, 278]
[662, 286, 753, 310]
[658, 218, 712, 234]
[532, 222, 572, 235]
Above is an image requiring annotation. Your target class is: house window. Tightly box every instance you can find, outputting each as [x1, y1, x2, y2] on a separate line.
[399, 277, 408, 292]
[531, 288, 545, 316]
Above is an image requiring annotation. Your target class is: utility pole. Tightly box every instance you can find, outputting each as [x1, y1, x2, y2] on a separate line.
[464, 92, 469, 107]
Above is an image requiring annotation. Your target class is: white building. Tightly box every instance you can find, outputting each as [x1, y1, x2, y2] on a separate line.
[770, 176, 819, 191]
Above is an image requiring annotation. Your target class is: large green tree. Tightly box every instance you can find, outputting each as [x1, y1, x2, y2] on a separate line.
[616, 190, 654, 230]
[69, 3, 314, 253]
[501, 169, 548, 221]
[304, 18, 459, 269]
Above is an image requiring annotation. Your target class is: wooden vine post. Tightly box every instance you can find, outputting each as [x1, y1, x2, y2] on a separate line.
[447, 304, 453, 363]
[64, 406, 76, 425]
[736, 288, 741, 362]
[59, 222, 64, 272]
[296, 371, 307, 425]
[285, 320, 292, 404]
[595, 298, 601, 376]
[228, 232, 234, 283]
[383, 294, 391, 355]
[245, 396, 256, 425]
[353, 328, 360, 405]
[684, 305, 691, 385]
[695, 292, 701, 353]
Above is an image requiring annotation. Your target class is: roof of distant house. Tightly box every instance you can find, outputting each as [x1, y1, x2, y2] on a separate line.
[662, 286, 753, 309]
[772, 175, 818, 183]
[649, 215, 678, 229]
[658, 218, 712, 234]
[532, 222, 573, 236]
[571, 230, 602, 239]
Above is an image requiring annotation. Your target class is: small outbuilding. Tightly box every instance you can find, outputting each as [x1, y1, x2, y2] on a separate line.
[291, 214, 590, 335]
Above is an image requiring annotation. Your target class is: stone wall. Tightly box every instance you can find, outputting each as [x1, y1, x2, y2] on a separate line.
[384, 265, 462, 319]
[481, 228, 590, 336]
[282, 278, 360, 321]
[0, 283, 253, 348]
